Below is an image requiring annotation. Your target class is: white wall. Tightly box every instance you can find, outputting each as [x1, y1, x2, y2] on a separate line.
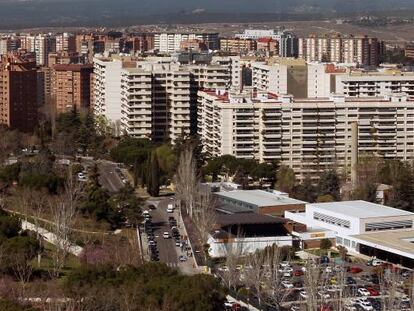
[208, 235, 293, 258]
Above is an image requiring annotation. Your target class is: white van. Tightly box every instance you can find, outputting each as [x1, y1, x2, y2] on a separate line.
[166, 204, 174, 213]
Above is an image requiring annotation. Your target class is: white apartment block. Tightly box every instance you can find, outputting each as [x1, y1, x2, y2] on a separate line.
[306, 64, 414, 98]
[154, 32, 219, 53]
[335, 73, 414, 97]
[198, 89, 414, 180]
[252, 62, 288, 94]
[235, 29, 283, 40]
[93, 57, 124, 135]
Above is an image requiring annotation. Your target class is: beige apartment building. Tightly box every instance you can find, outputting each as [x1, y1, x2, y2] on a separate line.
[197, 89, 414, 180]
[252, 58, 308, 98]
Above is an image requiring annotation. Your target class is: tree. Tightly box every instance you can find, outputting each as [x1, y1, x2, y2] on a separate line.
[174, 147, 199, 218]
[320, 238, 332, 250]
[49, 168, 80, 277]
[193, 188, 217, 261]
[0, 299, 39, 311]
[318, 170, 340, 200]
[147, 151, 160, 197]
[294, 176, 317, 203]
[276, 165, 296, 193]
[1, 236, 40, 285]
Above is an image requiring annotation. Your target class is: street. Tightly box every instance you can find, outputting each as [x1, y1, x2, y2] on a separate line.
[97, 161, 125, 193]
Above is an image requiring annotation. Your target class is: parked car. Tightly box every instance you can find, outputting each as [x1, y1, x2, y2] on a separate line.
[163, 232, 170, 239]
[358, 288, 371, 297]
[299, 290, 308, 299]
[293, 270, 303, 276]
[318, 291, 330, 299]
[366, 287, 379, 296]
[281, 280, 294, 288]
[349, 266, 363, 274]
[358, 300, 374, 311]
[179, 255, 187, 262]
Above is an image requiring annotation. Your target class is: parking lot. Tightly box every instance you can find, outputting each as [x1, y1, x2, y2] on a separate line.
[218, 256, 413, 311]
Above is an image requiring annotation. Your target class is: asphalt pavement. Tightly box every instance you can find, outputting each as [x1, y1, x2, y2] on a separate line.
[97, 161, 125, 193]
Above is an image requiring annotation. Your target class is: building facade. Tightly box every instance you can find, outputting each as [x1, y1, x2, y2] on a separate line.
[52, 64, 93, 114]
[197, 89, 414, 180]
[0, 53, 38, 132]
[154, 33, 219, 53]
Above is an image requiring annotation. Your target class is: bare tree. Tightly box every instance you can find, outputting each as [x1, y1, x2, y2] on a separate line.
[379, 267, 403, 311]
[244, 250, 266, 307]
[174, 147, 199, 218]
[221, 231, 244, 292]
[193, 186, 217, 247]
[262, 245, 292, 310]
[49, 167, 80, 277]
[303, 259, 324, 311]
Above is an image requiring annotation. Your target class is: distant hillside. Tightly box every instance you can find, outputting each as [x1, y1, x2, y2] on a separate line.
[0, 0, 413, 29]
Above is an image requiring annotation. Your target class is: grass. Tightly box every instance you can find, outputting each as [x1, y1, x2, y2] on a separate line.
[31, 241, 81, 277]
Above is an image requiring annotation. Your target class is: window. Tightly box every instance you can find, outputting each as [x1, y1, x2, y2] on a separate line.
[313, 212, 351, 228]
[365, 220, 413, 232]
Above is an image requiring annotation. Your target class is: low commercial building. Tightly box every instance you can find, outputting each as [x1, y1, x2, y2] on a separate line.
[208, 213, 293, 258]
[285, 201, 414, 267]
[215, 189, 306, 217]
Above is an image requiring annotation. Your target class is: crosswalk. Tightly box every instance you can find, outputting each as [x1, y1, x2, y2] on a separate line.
[167, 262, 178, 268]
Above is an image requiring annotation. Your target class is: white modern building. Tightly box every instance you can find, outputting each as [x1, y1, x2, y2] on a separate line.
[207, 213, 293, 258]
[93, 57, 124, 135]
[154, 32, 219, 53]
[285, 201, 414, 267]
[236, 29, 283, 40]
[197, 89, 414, 180]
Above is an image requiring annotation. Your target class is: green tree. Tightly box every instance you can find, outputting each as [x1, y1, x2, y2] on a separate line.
[0, 300, 39, 311]
[294, 176, 317, 203]
[317, 170, 340, 200]
[320, 238, 332, 250]
[276, 165, 296, 193]
[147, 151, 160, 197]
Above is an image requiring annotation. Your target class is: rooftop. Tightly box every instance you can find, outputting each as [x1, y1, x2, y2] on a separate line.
[309, 200, 414, 219]
[353, 230, 414, 259]
[216, 190, 306, 208]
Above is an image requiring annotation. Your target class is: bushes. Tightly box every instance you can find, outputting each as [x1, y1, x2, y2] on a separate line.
[65, 263, 226, 311]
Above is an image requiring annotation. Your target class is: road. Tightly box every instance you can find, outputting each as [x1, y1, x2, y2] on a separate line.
[97, 161, 125, 193]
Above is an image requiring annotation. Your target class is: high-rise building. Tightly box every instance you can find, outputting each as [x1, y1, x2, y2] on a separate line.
[34, 34, 55, 66]
[0, 53, 38, 132]
[197, 89, 414, 180]
[154, 32, 219, 53]
[56, 33, 76, 53]
[51, 64, 93, 114]
[252, 58, 308, 98]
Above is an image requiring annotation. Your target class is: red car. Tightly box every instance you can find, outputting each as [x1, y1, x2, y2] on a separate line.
[366, 287, 379, 296]
[293, 270, 304, 276]
[348, 266, 363, 274]
[320, 305, 332, 311]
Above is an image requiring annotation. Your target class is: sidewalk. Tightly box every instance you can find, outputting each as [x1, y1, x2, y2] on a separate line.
[22, 220, 83, 256]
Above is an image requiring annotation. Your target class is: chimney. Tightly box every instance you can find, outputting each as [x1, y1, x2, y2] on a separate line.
[351, 122, 358, 187]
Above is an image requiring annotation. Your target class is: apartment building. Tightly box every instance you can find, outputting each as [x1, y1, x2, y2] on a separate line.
[0, 53, 38, 132]
[298, 34, 382, 66]
[219, 38, 256, 54]
[307, 63, 414, 98]
[56, 33, 76, 53]
[154, 32, 219, 53]
[93, 57, 125, 134]
[197, 89, 414, 180]
[405, 42, 414, 59]
[120, 63, 192, 142]
[52, 64, 93, 114]
[252, 58, 308, 98]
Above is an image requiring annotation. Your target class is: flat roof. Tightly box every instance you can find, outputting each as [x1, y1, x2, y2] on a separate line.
[353, 230, 414, 259]
[216, 190, 306, 207]
[309, 200, 414, 219]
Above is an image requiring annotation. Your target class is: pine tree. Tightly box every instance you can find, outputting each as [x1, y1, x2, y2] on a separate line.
[147, 152, 160, 197]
